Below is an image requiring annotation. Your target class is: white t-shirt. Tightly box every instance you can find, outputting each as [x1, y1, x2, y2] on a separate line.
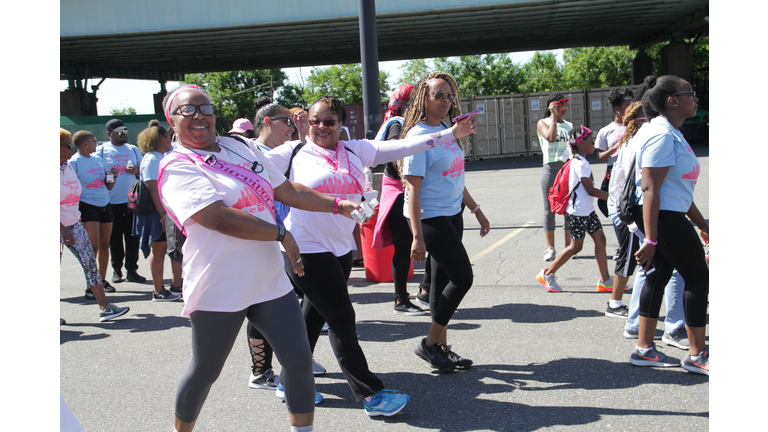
[60, 163, 82, 227]
[595, 122, 625, 167]
[265, 139, 378, 256]
[567, 154, 596, 216]
[159, 138, 291, 316]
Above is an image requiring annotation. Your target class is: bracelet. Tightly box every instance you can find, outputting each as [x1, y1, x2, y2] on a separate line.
[470, 205, 481, 214]
[276, 224, 286, 242]
[644, 238, 657, 245]
[332, 197, 341, 215]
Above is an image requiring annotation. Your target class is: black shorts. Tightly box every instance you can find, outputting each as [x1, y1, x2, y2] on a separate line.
[79, 202, 114, 224]
[567, 211, 602, 240]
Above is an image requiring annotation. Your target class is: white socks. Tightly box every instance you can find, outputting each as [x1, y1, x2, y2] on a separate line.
[291, 426, 313, 432]
[609, 300, 624, 309]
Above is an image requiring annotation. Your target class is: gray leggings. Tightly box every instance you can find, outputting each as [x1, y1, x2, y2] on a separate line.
[541, 162, 570, 232]
[175, 291, 315, 423]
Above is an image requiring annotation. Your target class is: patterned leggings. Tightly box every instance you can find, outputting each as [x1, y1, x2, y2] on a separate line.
[61, 221, 102, 288]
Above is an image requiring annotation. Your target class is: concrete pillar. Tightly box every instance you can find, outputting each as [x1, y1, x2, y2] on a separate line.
[661, 42, 693, 82]
[154, 80, 168, 115]
[60, 88, 98, 116]
[632, 48, 653, 84]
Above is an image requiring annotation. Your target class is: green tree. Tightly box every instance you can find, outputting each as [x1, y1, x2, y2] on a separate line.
[519, 51, 563, 93]
[109, 106, 137, 115]
[183, 70, 292, 133]
[561, 46, 635, 89]
[303, 64, 390, 105]
[397, 59, 432, 86]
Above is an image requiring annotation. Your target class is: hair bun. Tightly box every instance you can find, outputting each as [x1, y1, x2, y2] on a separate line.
[645, 75, 657, 89]
[254, 96, 273, 111]
[149, 119, 160, 127]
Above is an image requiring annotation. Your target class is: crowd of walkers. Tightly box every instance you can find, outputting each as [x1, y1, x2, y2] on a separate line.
[60, 71, 707, 432]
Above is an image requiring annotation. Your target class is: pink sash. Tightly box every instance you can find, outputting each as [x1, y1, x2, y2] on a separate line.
[157, 150, 276, 235]
[307, 139, 365, 196]
[371, 175, 405, 249]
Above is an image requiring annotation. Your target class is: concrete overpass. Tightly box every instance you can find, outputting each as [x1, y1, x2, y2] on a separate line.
[60, 0, 708, 114]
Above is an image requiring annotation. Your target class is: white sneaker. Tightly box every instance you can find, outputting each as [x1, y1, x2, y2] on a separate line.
[312, 358, 326, 375]
[536, 269, 562, 293]
[543, 247, 556, 261]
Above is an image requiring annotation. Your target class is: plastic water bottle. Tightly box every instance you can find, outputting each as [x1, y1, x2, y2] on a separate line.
[352, 198, 379, 224]
[364, 167, 373, 191]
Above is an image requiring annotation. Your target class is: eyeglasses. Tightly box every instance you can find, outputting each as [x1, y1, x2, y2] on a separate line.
[270, 116, 294, 127]
[672, 91, 697, 99]
[111, 130, 128, 136]
[431, 91, 455, 102]
[61, 143, 72, 148]
[555, 98, 570, 105]
[173, 103, 215, 117]
[308, 118, 338, 127]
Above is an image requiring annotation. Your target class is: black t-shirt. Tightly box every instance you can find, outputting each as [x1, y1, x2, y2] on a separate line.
[384, 122, 403, 180]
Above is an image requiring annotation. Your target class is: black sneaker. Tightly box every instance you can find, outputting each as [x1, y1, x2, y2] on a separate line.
[111, 271, 123, 283]
[126, 271, 147, 283]
[169, 283, 183, 298]
[414, 338, 456, 372]
[84, 288, 95, 300]
[443, 345, 473, 369]
[394, 300, 428, 316]
[605, 302, 629, 318]
[415, 292, 429, 307]
[103, 281, 117, 293]
[152, 288, 181, 302]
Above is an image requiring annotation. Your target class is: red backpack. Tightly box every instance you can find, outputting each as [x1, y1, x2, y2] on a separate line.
[548, 159, 580, 215]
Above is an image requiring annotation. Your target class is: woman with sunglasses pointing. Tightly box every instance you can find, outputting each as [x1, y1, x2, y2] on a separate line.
[537, 93, 574, 262]
[264, 94, 476, 417]
[159, 85, 363, 432]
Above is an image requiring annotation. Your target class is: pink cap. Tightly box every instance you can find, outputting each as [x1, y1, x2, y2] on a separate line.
[229, 118, 254, 134]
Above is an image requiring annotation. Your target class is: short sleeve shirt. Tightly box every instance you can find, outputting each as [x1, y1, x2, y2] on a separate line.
[68, 153, 112, 207]
[634, 117, 700, 212]
[96, 143, 143, 204]
[567, 155, 595, 216]
[60, 163, 82, 226]
[401, 122, 465, 219]
[595, 122, 625, 167]
[159, 139, 290, 316]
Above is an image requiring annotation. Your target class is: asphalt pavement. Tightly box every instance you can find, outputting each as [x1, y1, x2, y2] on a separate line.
[59, 147, 710, 431]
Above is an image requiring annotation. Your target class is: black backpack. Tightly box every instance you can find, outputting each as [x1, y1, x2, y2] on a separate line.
[617, 154, 637, 225]
[127, 177, 155, 214]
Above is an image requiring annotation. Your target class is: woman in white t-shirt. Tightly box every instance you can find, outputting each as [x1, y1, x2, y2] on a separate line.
[399, 72, 490, 372]
[264, 94, 476, 416]
[595, 87, 633, 219]
[536, 125, 611, 293]
[59, 128, 129, 324]
[159, 86, 362, 432]
[629, 75, 709, 376]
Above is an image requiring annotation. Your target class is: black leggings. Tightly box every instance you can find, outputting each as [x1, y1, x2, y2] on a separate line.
[388, 193, 416, 300]
[411, 211, 473, 326]
[283, 251, 384, 401]
[633, 206, 709, 327]
[175, 292, 315, 422]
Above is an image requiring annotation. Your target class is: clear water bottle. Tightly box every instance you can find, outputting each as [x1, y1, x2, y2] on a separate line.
[352, 198, 379, 224]
[364, 166, 373, 191]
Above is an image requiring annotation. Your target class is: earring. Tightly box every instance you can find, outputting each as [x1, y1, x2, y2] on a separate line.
[674, 104, 678, 107]
[214, 131, 220, 144]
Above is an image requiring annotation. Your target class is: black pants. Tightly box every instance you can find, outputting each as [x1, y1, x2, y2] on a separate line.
[110, 202, 140, 273]
[388, 193, 415, 301]
[412, 211, 473, 326]
[633, 206, 709, 327]
[283, 251, 384, 401]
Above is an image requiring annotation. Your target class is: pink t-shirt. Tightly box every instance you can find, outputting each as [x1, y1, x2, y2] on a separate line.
[60, 163, 82, 226]
[265, 139, 378, 256]
[159, 139, 291, 316]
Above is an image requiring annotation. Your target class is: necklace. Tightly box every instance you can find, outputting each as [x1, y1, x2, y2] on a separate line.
[187, 142, 264, 173]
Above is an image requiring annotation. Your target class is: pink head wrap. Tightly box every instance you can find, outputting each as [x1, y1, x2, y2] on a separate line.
[569, 124, 593, 146]
[164, 85, 210, 124]
[384, 84, 415, 120]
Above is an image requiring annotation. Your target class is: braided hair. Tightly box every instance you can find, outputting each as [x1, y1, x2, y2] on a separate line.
[618, 102, 645, 148]
[396, 72, 468, 179]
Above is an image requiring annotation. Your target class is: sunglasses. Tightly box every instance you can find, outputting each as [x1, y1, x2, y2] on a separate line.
[308, 118, 338, 127]
[173, 103, 215, 117]
[431, 91, 455, 102]
[270, 116, 294, 127]
[672, 91, 697, 98]
[555, 98, 570, 105]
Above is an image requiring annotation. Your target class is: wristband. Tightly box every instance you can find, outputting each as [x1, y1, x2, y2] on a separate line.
[470, 205, 481, 214]
[332, 197, 341, 215]
[644, 238, 657, 245]
[276, 224, 286, 242]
